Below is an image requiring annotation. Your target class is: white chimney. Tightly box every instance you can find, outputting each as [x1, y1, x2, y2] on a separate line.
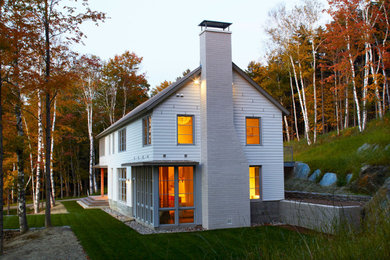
[199, 21, 250, 229]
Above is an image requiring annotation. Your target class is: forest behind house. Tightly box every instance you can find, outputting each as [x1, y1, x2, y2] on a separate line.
[0, 0, 389, 245]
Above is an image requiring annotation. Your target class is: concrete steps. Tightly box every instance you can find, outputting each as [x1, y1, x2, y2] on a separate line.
[77, 196, 109, 209]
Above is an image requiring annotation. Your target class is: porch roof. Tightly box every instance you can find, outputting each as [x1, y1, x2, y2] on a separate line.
[92, 165, 108, 169]
[122, 160, 199, 167]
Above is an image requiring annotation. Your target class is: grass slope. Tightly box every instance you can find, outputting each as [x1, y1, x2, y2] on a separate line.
[289, 115, 390, 183]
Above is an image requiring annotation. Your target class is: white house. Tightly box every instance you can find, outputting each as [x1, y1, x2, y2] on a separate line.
[95, 21, 289, 230]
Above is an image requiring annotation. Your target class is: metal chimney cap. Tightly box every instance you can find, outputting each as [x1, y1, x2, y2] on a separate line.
[198, 20, 232, 30]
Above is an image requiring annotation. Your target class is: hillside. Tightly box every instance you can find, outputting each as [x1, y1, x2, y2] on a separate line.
[286, 114, 390, 194]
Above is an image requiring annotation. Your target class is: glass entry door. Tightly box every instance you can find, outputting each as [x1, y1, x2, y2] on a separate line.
[158, 166, 194, 225]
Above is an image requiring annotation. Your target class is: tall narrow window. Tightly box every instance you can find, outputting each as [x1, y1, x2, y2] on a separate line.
[118, 168, 127, 202]
[246, 117, 260, 145]
[249, 166, 260, 199]
[99, 138, 105, 157]
[112, 133, 115, 154]
[143, 115, 152, 145]
[118, 128, 126, 152]
[177, 115, 194, 144]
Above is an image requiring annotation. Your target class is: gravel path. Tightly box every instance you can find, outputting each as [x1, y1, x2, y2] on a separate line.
[3, 227, 87, 260]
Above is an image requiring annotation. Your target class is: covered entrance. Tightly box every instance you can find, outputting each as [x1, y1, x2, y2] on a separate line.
[123, 160, 199, 228]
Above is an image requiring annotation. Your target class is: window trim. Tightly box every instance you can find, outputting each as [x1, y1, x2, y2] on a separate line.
[249, 165, 262, 201]
[118, 127, 127, 152]
[118, 168, 127, 203]
[177, 115, 195, 145]
[142, 115, 152, 146]
[245, 117, 261, 146]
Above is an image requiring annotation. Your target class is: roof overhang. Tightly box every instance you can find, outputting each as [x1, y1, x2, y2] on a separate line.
[92, 165, 108, 169]
[122, 160, 199, 167]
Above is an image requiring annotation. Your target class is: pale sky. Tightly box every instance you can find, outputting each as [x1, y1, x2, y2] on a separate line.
[75, 0, 329, 89]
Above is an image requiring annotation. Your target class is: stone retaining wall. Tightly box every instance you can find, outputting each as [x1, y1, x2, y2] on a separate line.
[280, 200, 362, 233]
[285, 191, 371, 202]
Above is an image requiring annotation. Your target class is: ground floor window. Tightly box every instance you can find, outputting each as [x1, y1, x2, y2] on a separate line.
[159, 166, 194, 225]
[249, 166, 261, 199]
[118, 168, 127, 202]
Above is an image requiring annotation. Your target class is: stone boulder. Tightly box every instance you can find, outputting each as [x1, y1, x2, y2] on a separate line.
[351, 165, 390, 194]
[363, 177, 390, 225]
[294, 162, 310, 179]
[319, 173, 337, 186]
[308, 169, 321, 182]
[346, 173, 353, 184]
[357, 143, 372, 154]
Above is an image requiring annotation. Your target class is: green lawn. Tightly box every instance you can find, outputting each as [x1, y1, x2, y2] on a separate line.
[5, 201, 390, 259]
[4, 201, 311, 259]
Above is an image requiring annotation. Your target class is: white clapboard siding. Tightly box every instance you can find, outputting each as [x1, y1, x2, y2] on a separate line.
[232, 71, 284, 201]
[152, 81, 201, 161]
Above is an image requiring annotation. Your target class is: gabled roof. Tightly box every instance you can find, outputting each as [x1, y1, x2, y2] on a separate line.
[96, 67, 201, 139]
[96, 64, 288, 139]
[232, 63, 290, 115]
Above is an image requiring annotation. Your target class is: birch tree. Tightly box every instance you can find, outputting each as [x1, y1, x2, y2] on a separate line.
[77, 55, 101, 194]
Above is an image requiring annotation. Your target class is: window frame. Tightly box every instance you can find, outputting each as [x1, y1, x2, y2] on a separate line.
[177, 115, 195, 145]
[249, 166, 262, 200]
[158, 166, 196, 226]
[118, 168, 127, 203]
[245, 117, 261, 145]
[118, 127, 126, 152]
[143, 115, 152, 146]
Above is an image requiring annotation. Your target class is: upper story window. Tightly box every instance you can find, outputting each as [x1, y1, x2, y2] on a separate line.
[99, 138, 105, 157]
[246, 117, 260, 145]
[177, 115, 194, 144]
[112, 133, 115, 154]
[143, 115, 152, 145]
[118, 128, 126, 152]
[249, 166, 261, 199]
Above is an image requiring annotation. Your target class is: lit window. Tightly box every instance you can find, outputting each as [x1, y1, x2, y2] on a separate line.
[143, 115, 152, 145]
[118, 168, 127, 202]
[249, 166, 260, 199]
[159, 166, 195, 225]
[177, 116, 194, 144]
[118, 128, 126, 152]
[246, 117, 260, 145]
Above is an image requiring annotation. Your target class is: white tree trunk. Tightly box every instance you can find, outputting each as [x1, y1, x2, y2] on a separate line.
[346, 27, 362, 132]
[283, 115, 290, 142]
[362, 43, 370, 130]
[34, 90, 43, 214]
[87, 101, 94, 194]
[289, 70, 299, 141]
[290, 56, 311, 145]
[50, 98, 57, 205]
[334, 69, 340, 135]
[23, 116, 35, 211]
[298, 60, 311, 144]
[311, 40, 317, 143]
[368, 43, 383, 118]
